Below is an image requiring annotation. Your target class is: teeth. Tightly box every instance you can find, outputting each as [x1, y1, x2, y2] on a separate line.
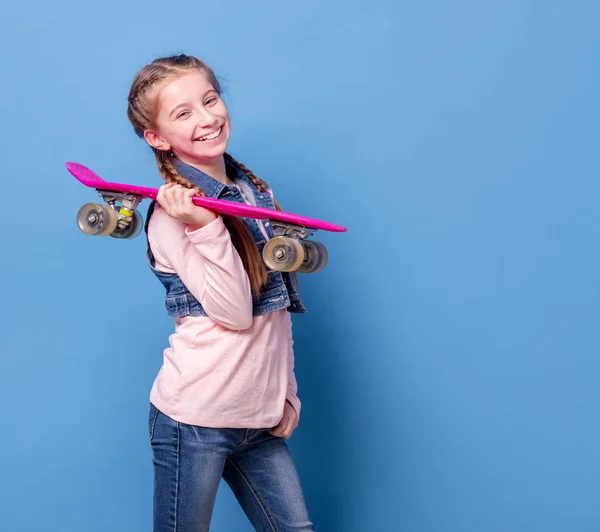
[198, 127, 221, 141]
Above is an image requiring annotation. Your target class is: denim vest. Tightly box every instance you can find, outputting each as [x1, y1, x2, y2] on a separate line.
[144, 157, 307, 317]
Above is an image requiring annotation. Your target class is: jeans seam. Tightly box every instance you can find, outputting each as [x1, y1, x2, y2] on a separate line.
[150, 406, 159, 442]
[174, 421, 180, 532]
[226, 455, 279, 532]
[230, 429, 250, 454]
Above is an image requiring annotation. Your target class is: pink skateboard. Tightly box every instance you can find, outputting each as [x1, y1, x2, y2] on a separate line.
[66, 161, 346, 274]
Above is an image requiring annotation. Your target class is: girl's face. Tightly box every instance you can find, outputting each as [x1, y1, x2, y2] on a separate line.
[144, 71, 231, 165]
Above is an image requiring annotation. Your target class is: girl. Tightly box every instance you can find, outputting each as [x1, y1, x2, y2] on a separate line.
[126, 54, 314, 531]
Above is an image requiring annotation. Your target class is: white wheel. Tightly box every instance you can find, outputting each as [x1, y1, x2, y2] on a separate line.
[297, 240, 328, 274]
[262, 236, 305, 272]
[76, 203, 118, 236]
[110, 211, 143, 239]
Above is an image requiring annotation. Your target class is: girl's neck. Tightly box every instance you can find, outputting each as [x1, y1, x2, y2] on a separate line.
[178, 154, 234, 185]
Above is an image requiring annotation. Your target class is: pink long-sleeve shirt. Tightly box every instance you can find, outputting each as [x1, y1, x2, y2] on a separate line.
[147, 204, 300, 429]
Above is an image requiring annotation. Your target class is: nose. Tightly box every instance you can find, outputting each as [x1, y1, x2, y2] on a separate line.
[196, 105, 218, 129]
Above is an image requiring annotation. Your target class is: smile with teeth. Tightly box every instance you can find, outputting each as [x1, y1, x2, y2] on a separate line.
[196, 127, 222, 142]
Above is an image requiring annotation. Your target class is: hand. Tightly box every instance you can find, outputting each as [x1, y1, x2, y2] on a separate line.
[269, 400, 299, 439]
[156, 183, 217, 229]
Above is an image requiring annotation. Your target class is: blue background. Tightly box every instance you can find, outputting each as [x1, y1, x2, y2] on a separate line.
[1, 1, 599, 531]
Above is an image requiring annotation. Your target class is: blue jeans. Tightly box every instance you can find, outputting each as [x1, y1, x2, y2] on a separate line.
[149, 403, 314, 531]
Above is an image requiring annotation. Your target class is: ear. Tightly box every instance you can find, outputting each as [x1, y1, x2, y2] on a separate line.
[144, 129, 171, 152]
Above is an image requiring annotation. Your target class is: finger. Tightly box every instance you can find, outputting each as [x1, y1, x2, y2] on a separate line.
[174, 186, 190, 214]
[285, 412, 298, 438]
[268, 421, 284, 437]
[156, 184, 173, 211]
[167, 185, 185, 216]
[270, 415, 291, 438]
[268, 417, 285, 437]
[156, 184, 169, 203]
[281, 416, 294, 438]
[157, 183, 175, 198]
[285, 402, 298, 427]
[165, 187, 183, 217]
[182, 188, 196, 213]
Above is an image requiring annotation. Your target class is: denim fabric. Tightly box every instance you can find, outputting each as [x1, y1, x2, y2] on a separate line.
[149, 403, 314, 532]
[144, 157, 307, 317]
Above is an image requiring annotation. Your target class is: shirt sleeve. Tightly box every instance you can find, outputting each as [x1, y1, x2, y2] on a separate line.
[147, 205, 253, 330]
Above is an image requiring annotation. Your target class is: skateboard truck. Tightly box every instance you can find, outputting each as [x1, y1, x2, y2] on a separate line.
[264, 222, 328, 274]
[271, 221, 315, 240]
[76, 190, 144, 239]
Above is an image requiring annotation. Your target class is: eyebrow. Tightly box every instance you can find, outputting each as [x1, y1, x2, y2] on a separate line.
[169, 89, 217, 118]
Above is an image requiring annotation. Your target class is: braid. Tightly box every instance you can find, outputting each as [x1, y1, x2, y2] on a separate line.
[224, 153, 301, 291]
[153, 150, 268, 293]
[128, 72, 167, 139]
[155, 151, 207, 196]
[224, 153, 284, 212]
[128, 76, 155, 105]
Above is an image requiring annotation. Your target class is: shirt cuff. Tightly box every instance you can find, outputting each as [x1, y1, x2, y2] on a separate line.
[285, 393, 301, 419]
[184, 215, 224, 241]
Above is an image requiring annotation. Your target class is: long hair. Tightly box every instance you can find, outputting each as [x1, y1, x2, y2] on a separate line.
[126, 54, 291, 294]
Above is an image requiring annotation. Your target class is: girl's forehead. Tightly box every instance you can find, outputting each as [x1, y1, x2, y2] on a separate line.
[157, 71, 213, 103]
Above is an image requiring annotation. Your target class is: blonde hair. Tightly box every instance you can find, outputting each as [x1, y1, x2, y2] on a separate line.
[127, 54, 286, 294]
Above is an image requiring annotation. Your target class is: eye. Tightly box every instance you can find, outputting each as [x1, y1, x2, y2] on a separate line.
[176, 110, 190, 119]
[205, 97, 218, 105]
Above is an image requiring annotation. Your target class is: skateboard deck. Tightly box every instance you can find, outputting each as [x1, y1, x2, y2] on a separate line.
[67, 161, 346, 273]
[66, 162, 347, 233]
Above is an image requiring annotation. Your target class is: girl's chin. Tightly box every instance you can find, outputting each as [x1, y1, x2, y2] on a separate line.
[175, 147, 228, 165]
[193, 147, 227, 160]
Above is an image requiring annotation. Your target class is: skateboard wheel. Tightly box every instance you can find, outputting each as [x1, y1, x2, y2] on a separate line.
[76, 202, 118, 236]
[110, 210, 143, 240]
[297, 240, 328, 274]
[262, 236, 305, 272]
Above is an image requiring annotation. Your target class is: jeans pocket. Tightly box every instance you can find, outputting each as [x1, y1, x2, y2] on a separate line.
[149, 403, 160, 442]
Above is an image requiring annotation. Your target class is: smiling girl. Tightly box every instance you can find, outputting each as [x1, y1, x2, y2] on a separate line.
[127, 54, 314, 531]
